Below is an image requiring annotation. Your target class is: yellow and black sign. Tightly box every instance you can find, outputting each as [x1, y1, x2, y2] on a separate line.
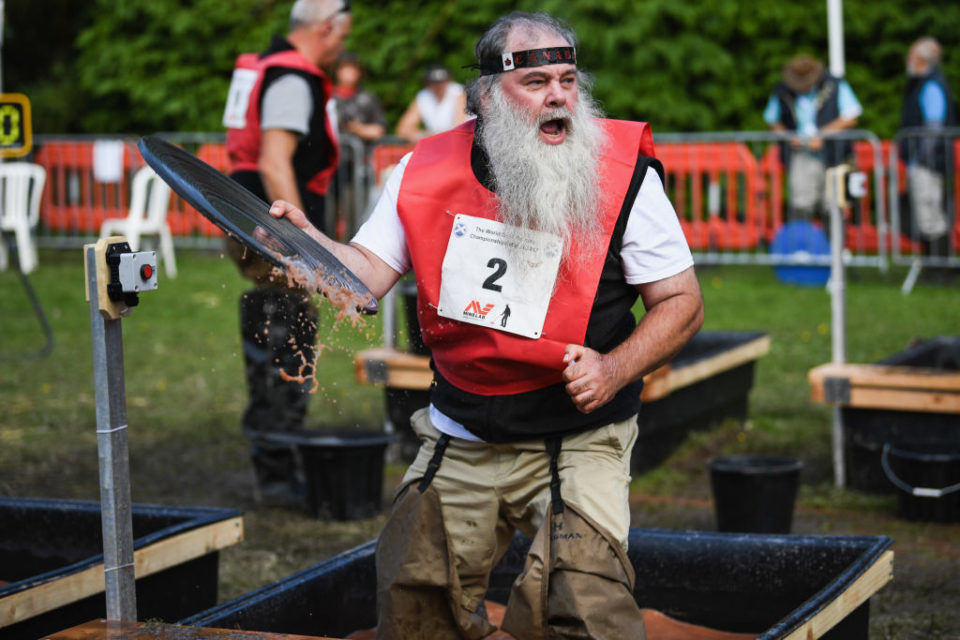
[0, 94, 33, 158]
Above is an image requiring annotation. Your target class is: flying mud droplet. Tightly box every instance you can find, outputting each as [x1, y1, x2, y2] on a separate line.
[260, 254, 376, 395]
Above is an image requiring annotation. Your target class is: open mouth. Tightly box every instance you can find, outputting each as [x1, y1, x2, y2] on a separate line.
[539, 118, 567, 138]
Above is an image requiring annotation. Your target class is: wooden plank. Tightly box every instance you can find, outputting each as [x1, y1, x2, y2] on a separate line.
[0, 517, 243, 628]
[809, 363, 960, 392]
[1, 561, 104, 628]
[808, 373, 829, 404]
[134, 516, 244, 577]
[44, 619, 337, 640]
[809, 363, 960, 413]
[783, 550, 894, 640]
[640, 364, 672, 402]
[664, 335, 771, 394]
[354, 347, 432, 390]
[383, 368, 434, 391]
[846, 387, 960, 414]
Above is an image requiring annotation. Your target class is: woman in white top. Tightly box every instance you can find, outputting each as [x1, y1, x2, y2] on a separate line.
[396, 64, 470, 141]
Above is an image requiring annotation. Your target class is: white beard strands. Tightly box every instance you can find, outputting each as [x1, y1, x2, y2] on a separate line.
[479, 82, 607, 267]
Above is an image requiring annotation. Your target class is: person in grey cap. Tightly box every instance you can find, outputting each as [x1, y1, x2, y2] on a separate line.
[269, 11, 701, 638]
[396, 63, 469, 141]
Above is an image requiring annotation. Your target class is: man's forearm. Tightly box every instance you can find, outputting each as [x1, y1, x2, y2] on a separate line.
[259, 128, 304, 211]
[606, 288, 704, 389]
[261, 162, 304, 212]
[267, 200, 403, 299]
[560, 268, 703, 415]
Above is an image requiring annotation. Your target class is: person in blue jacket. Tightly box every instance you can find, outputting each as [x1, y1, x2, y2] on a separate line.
[900, 37, 957, 253]
[764, 54, 862, 221]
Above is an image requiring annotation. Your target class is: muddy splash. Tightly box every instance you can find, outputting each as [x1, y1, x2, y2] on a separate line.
[277, 255, 374, 325]
[267, 255, 375, 395]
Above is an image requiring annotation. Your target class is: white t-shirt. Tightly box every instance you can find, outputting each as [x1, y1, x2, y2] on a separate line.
[415, 82, 466, 134]
[261, 74, 313, 134]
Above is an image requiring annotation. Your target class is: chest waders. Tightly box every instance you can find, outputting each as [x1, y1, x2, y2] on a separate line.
[375, 435, 646, 640]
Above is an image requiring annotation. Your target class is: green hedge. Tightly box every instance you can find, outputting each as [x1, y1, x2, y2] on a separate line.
[8, 0, 959, 137]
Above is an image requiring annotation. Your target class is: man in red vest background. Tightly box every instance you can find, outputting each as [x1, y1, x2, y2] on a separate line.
[271, 11, 702, 638]
[221, 0, 351, 502]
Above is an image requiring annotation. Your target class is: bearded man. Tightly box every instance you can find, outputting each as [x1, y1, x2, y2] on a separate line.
[270, 11, 702, 639]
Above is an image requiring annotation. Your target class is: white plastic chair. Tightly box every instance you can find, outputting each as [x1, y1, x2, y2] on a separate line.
[0, 162, 47, 274]
[100, 165, 177, 277]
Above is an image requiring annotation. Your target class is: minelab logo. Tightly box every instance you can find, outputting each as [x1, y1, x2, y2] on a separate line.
[463, 300, 495, 319]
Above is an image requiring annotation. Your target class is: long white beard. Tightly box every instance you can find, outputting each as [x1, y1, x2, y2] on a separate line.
[478, 83, 606, 262]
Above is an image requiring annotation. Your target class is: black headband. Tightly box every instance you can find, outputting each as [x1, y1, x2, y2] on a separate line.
[473, 46, 576, 76]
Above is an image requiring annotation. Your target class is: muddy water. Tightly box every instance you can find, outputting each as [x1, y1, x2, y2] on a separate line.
[269, 256, 372, 395]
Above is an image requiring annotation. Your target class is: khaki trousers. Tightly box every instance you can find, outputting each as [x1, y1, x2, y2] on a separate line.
[377, 408, 640, 639]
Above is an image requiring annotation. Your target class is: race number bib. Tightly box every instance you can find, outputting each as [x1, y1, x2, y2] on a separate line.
[437, 214, 562, 338]
[222, 68, 258, 129]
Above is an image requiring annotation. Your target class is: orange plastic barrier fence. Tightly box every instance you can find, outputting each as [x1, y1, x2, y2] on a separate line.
[658, 142, 768, 251]
[33, 140, 140, 233]
[32, 137, 960, 254]
[33, 139, 226, 238]
[370, 143, 414, 186]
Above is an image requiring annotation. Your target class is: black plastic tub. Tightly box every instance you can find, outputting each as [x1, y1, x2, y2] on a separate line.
[0, 497, 242, 640]
[882, 442, 960, 522]
[633, 331, 769, 473]
[841, 336, 960, 494]
[259, 429, 395, 520]
[181, 528, 892, 640]
[709, 455, 805, 533]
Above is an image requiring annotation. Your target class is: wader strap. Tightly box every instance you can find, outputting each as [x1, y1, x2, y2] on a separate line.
[418, 434, 451, 493]
[546, 437, 564, 514]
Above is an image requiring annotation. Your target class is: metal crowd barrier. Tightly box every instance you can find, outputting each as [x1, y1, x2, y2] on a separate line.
[327, 133, 378, 241]
[887, 126, 960, 292]
[654, 129, 888, 270]
[27, 129, 958, 278]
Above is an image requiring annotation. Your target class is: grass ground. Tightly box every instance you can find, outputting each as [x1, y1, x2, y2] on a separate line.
[1, 249, 958, 638]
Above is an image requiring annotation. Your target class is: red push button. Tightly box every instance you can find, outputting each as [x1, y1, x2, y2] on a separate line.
[140, 264, 154, 280]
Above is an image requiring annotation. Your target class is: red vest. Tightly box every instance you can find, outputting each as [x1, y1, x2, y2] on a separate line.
[224, 49, 340, 195]
[397, 119, 655, 395]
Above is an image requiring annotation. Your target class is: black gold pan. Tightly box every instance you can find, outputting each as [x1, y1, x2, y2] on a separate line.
[137, 135, 378, 314]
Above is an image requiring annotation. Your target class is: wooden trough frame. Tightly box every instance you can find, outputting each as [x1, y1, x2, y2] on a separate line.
[0, 498, 243, 640]
[170, 528, 892, 640]
[809, 362, 960, 414]
[808, 336, 960, 493]
[355, 333, 771, 402]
